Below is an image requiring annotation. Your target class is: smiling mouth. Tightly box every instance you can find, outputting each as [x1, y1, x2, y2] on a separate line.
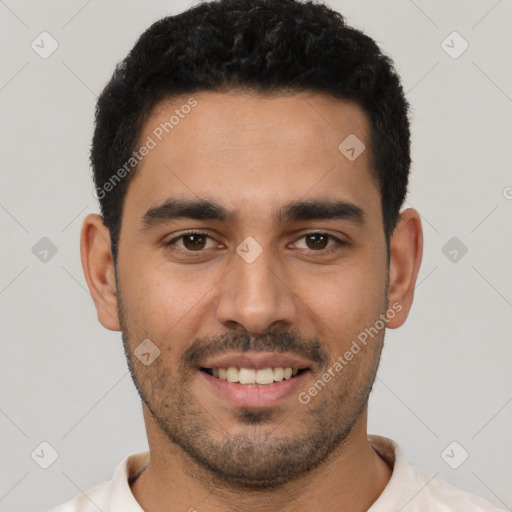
[200, 366, 310, 385]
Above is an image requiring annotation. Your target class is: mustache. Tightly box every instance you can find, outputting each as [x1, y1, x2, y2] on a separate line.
[180, 329, 329, 371]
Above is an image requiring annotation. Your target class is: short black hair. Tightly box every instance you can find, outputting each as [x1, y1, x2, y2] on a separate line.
[91, 0, 411, 264]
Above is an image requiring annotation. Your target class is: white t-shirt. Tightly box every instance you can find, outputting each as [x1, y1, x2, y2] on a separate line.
[50, 435, 505, 511]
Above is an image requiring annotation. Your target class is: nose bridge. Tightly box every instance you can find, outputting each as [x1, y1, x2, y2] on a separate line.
[214, 239, 297, 334]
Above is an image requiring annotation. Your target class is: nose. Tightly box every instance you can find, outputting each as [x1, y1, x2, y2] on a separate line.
[214, 244, 299, 335]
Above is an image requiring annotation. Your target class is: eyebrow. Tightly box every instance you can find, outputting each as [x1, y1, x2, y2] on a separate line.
[140, 197, 365, 229]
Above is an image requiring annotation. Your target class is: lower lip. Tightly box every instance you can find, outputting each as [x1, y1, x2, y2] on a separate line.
[199, 370, 309, 408]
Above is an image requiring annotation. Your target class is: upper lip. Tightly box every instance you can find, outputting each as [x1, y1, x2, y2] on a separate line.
[199, 352, 313, 371]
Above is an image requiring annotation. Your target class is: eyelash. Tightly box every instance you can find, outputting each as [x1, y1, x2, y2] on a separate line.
[165, 231, 346, 256]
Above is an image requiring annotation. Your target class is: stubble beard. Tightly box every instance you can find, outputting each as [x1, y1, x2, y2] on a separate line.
[115, 280, 386, 489]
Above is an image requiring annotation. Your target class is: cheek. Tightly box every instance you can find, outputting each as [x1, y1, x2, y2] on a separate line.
[294, 254, 387, 331]
[122, 261, 219, 334]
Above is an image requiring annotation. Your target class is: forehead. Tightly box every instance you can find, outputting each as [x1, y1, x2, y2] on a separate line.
[122, 90, 380, 229]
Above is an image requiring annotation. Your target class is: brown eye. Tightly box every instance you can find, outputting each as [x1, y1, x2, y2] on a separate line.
[305, 233, 329, 250]
[167, 232, 216, 252]
[182, 234, 207, 250]
[293, 233, 344, 255]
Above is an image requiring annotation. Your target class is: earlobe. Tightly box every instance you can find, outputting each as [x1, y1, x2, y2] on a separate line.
[386, 208, 423, 329]
[80, 213, 121, 331]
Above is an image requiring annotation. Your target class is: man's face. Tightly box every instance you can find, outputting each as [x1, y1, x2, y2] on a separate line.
[115, 91, 390, 487]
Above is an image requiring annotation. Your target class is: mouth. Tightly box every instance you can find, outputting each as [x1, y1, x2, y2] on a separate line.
[196, 353, 313, 408]
[200, 366, 309, 385]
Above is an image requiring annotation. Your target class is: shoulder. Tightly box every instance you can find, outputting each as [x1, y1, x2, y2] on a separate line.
[368, 435, 505, 512]
[405, 465, 506, 511]
[48, 451, 149, 512]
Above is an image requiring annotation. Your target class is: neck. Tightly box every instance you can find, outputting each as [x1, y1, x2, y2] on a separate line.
[131, 407, 392, 512]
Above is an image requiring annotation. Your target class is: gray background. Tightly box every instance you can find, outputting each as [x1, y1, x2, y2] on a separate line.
[0, 0, 511, 510]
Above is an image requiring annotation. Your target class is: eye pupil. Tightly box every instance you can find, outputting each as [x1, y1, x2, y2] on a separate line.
[183, 234, 206, 250]
[306, 234, 328, 250]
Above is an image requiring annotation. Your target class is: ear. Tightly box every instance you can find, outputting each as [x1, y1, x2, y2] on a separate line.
[80, 213, 121, 331]
[386, 208, 423, 329]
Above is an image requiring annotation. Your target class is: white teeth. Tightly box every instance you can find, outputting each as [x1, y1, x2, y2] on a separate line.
[256, 368, 274, 385]
[273, 367, 284, 381]
[226, 366, 239, 382]
[209, 366, 302, 384]
[239, 368, 256, 384]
